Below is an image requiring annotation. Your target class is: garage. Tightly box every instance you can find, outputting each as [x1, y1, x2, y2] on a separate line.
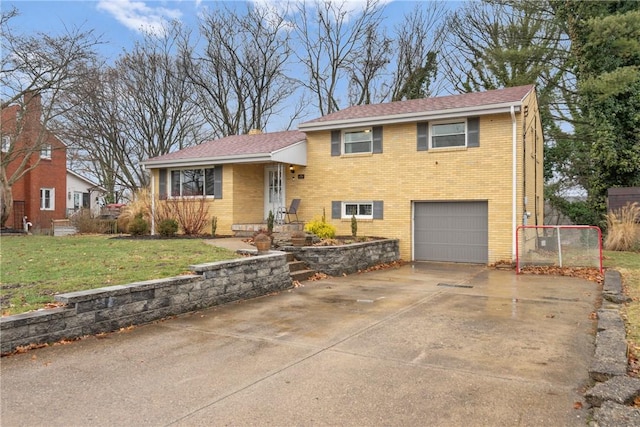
[414, 201, 488, 263]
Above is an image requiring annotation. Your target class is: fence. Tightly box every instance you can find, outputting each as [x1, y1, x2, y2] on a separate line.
[516, 225, 603, 273]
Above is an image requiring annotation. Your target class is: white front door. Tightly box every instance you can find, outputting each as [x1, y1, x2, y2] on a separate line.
[264, 165, 285, 221]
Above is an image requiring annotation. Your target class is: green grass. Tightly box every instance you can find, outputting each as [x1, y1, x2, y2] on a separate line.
[0, 235, 238, 315]
[604, 250, 640, 365]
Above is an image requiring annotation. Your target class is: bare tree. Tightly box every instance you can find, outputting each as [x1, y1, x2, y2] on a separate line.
[293, 0, 386, 114]
[185, 3, 299, 136]
[0, 7, 100, 226]
[390, 3, 448, 101]
[347, 24, 391, 105]
[58, 21, 204, 200]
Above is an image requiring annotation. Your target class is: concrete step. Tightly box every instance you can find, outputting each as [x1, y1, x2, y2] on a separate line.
[290, 269, 316, 282]
[288, 260, 309, 273]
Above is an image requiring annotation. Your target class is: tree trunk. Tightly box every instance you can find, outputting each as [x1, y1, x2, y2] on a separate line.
[0, 167, 14, 228]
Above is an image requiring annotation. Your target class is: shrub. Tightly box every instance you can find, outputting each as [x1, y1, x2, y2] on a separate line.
[160, 196, 209, 235]
[604, 202, 640, 251]
[351, 214, 357, 237]
[118, 188, 152, 232]
[211, 216, 218, 236]
[128, 214, 149, 236]
[304, 216, 336, 239]
[158, 218, 179, 237]
[71, 209, 110, 234]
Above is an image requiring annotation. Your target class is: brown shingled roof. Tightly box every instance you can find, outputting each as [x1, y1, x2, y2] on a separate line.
[145, 130, 306, 164]
[300, 85, 535, 126]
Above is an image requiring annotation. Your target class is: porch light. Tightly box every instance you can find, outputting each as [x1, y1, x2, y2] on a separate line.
[289, 165, 295, 174]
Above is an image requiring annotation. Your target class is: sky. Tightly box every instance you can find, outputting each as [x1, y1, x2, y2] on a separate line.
[4, 0, 443, 62]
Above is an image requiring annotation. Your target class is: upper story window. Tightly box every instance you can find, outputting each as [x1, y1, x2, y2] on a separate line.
[331, 126, 383, 156]
[417, 117, 479, 151]
[170, 168, 215, 197]
[431, 121, 466, 148]
[40, 144, 52, 159]
[343, 128, 372, 154]
[1, 136, 10, 152]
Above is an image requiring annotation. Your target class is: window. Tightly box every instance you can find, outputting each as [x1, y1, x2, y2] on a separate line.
[1, 136, 10, 152]
[343, 129, 372, 154]
[431, 121, 466, 148]
[344, 202, 373, 219]
[170, 168, 215, 197]
[40, 188, 54, 210]
[332, 200, 383, 220]
[40, 144, 52, 159]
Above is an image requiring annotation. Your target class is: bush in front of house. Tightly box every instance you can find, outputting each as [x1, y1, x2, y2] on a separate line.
[158, 218, 179, 237]
[129, 213, 149, 236]
[304, 216, 336, 239]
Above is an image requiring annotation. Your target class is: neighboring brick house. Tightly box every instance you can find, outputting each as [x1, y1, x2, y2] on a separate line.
[1, 93, 67, 233]
[144, 85, 544, 264]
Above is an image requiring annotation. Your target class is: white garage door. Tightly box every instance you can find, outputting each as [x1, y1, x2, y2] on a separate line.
[414, 201, 488, 263]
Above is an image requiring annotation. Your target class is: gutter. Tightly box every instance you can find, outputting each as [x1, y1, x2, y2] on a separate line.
[511, 105, 517, 260]
[299, 103, 522, 132]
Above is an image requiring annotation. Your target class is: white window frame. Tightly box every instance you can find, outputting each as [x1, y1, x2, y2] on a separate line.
[40, 188, 55, 210]
[40, 144, 52, 159]
[169, 167, 215, 198]
[343, 128, 373, 154]
[430, 120, 467, 149]
[1, 136, 10, 152]
[342, 201, 373, 219]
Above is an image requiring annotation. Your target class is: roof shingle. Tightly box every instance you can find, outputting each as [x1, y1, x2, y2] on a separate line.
[146, 130, 306, 163]
[300, 85, 535, 126]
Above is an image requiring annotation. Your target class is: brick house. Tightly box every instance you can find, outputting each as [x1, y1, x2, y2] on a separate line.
[144, 85, 543, 264]
[1, 93, 67, 233]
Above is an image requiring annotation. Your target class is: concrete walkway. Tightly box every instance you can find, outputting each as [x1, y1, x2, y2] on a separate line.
[0, 263, 598, 426]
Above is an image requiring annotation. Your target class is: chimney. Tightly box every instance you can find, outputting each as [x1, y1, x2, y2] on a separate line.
[248, 129, 262, 135]
[23, 91, 43, 130]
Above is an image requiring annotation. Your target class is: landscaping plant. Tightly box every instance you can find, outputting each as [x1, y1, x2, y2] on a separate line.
[351, 214, 357, 237]
[304, 211, 336, 239]
[157, 218, 179, 237]
[604, 202, 640, 251]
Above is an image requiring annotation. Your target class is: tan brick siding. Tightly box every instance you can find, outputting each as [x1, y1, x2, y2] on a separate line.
[288, 107, 542, 264]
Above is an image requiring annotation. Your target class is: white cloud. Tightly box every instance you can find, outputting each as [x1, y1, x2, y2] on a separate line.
[97, 0, 183, 35]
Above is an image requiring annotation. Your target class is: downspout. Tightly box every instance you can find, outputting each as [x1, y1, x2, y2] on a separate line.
[511, 105, 517, 260]
[150, 167, 155, 236]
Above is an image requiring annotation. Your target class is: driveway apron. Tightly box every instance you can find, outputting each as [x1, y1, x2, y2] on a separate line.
[0, 263, 598, 426]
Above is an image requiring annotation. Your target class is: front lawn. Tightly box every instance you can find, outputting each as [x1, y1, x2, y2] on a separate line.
[0, 235, 238, 316]
[604, 250, 640, 372]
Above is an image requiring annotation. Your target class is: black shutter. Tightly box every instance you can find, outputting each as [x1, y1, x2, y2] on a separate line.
[331, 130, 341, 156]
[213, 166, 223, 199]
[372, 126, 383, 154]
[417, 123, 428, 151]
[467, 117, 480, 147]
[373, 201, 383, 219]
[332, 201, 341, 219]
[159, 169, 167, 199]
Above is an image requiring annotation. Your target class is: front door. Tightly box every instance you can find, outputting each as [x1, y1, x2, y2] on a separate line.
[264, 165, 285, 221]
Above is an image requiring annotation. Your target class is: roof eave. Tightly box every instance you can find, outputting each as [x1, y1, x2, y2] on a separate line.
[298, 102, 523, 132]
[143, 139, 308, 168]
[143, 153, 272, 169]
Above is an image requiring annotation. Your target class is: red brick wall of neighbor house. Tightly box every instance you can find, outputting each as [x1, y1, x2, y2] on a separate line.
[1, 93, 67, 231]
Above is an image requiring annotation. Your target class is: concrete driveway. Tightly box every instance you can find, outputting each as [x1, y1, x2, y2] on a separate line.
[0, 263, 598, 426]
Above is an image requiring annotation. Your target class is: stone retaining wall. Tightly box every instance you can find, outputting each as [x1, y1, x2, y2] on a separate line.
[0, 252, 291, 354]
[287, 238, 400, 276]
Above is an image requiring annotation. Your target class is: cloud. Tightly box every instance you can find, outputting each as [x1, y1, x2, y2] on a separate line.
[97, 0, 182, 35]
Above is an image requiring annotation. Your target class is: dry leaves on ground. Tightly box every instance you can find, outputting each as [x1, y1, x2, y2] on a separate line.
[518, 266, 604, 284]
